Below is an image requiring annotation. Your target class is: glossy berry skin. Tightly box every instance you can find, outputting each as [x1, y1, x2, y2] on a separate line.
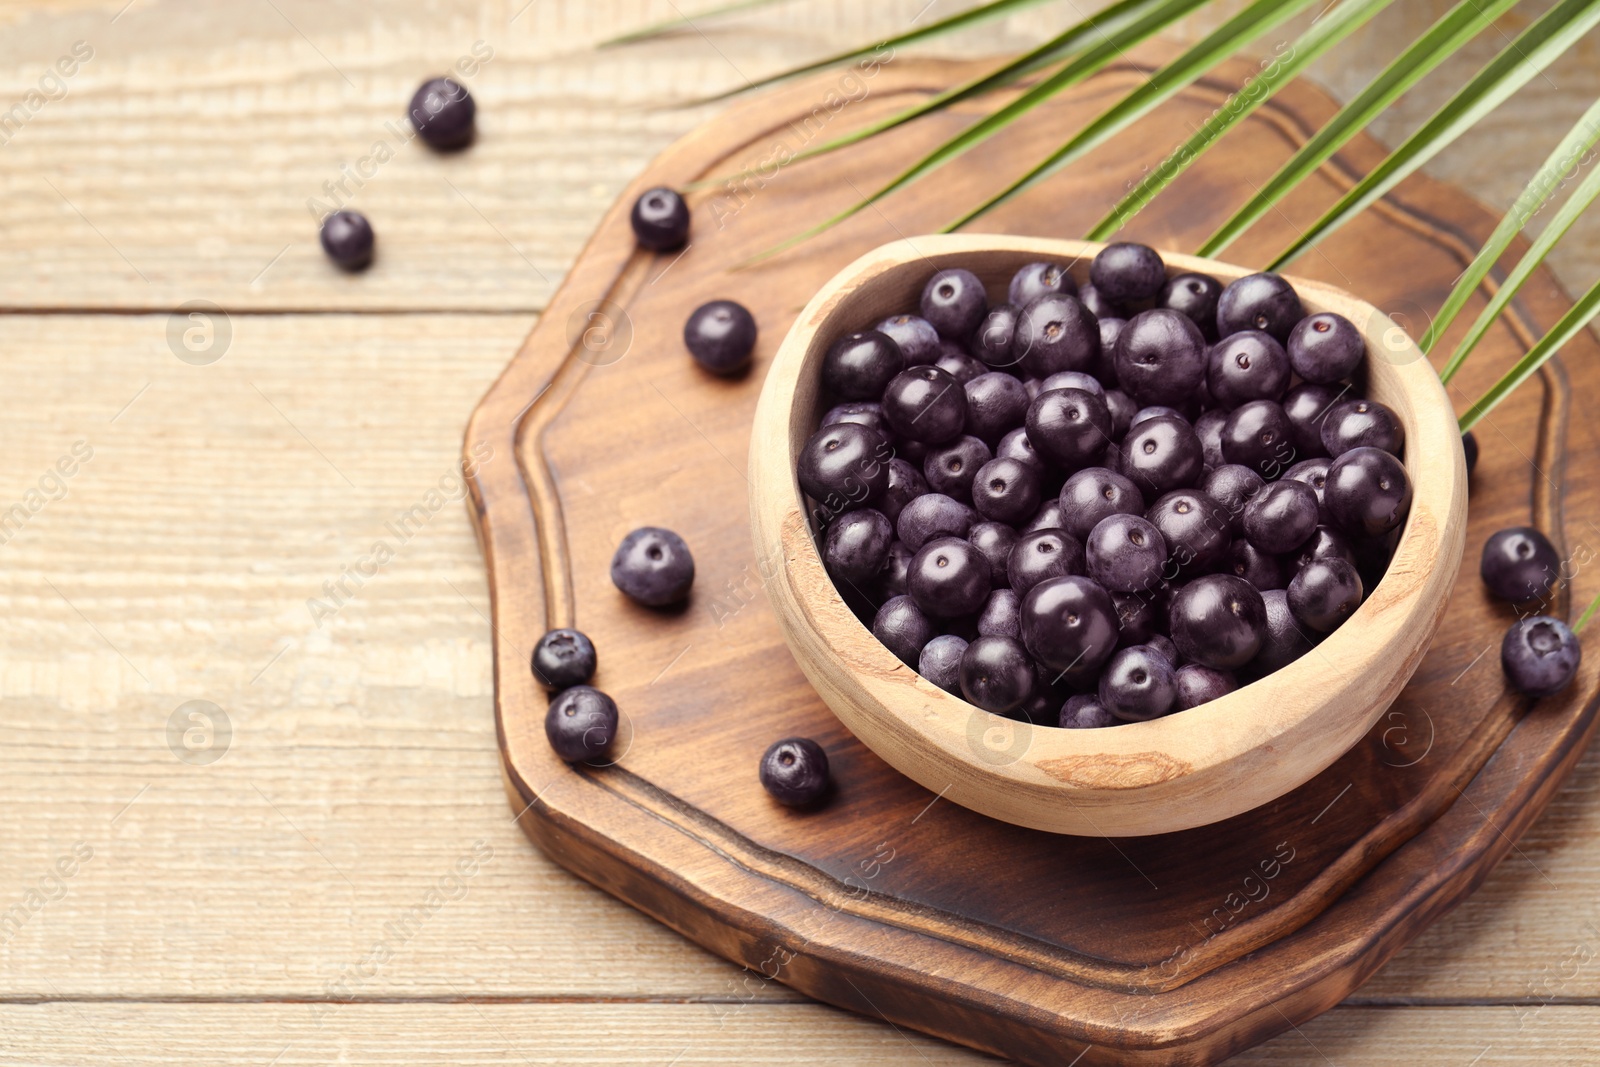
[1091, 242, 1166, 306]
[822, 508, 894, 585]
[1192, 408, 1225, 469]
[918, 634, 969, 694]
[1025, 387, 1112, 470]
[1041, 370, 1104, 397]
[1207, 330, 1290, 407]
[1112, 590, 1164, 647]
[968, 520, 1019, 578]
[971, 304, 1022, 369]
[822, 330, 902, 400]
[630, 186, 689, 250]
[1254, 589, 1315, 673]
[1087, 514, 1167, 594]
[408, 76, 476, 149]
[1058, 467, 1144, 540]
[1204, 464, 1264, 535]
[1170, 574, 1267, 670]
[923, 436, 991, 504]
[531, 628, 597, 690]
[1009, 261, 1078, 307]
[1160, 272, 1223, 341]
[1174, 663, 1236, 710]
[1501, 616, 1582, 698]
[1480, 526, 1561, 602]
[1281, 382, 1339, 459]
[319, 210, 375, 270]
[1019, 575, 1118, 672]
[1242, 479, 1320, 555]
[977, 587, 1021, 638]
[611, 526, 695, 606]
[895, 492, 976, 551]
[1131, 405, 1183, 427]
[821, 401, 885, 433]
[1321, 398, 1404, 458]
[872, 595, 938, 666]
[1221, 400, 1296, 477]
[1014, 293, 1100, 377]
[960, 636, 1036, 715]
[760, 737, 831, 806]
[878, 458, 926, 525]
[797, 423, 890, 510]
[963, 372, 1030, 447]
[1292, 525, 1357, 572]
[934, 341, 985, 385]
[921, 268, 989, 339]
[545, 686, 619, 762]
[908, 536, 992, 618]
[875, 314, 941, 366]
[1463, 430, 1479, 477]
[1288, 311, 1364, 383]
[1283, 458, 1333, 525]
[1060, 694, 1118, 729]
[1288, 557, 1363, 632]
[683, 300, 756, 375]
[1099, 644, 1177, 722]
[882, 365, 967, 444]
[1147, 489, 1230, 573]
[1113, 309, 1208, 408]
[871, 541, 912, 602]
[971, 457, 1041, 525]
[1007, 528, 1085, 595]
[1225, 540, 1287, 591]
[1120, 415, 1204, 497]
[1324, 446, 1412, 538]
[1216, 271, 1304, 343]
[1078, 283, 1120, 319]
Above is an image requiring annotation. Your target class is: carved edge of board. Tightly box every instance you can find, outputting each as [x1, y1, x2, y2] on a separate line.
[464, 53, 1600, 1063]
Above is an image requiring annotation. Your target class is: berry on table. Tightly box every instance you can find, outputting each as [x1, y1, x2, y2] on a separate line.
[760, 737, 831, 806]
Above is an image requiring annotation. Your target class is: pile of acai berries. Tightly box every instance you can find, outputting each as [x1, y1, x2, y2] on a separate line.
[796, 243, 1413, 727]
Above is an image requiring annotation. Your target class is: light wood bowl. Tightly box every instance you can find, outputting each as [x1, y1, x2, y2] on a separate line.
[749, 234, 1466, 836]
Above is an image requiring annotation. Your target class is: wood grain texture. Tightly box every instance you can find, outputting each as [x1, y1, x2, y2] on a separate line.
[750, 234, 1467, 836]
[469, 48, 1600, 1066]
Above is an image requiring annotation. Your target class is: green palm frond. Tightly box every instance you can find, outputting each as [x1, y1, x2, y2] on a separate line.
[1460, 273, 1600, 431]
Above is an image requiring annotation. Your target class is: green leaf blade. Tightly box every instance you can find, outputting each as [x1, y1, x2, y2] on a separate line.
[598, 0, 790, 48]
[1459, 273, 1600, 432]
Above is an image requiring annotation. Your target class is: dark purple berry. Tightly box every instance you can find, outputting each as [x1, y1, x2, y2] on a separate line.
[531, 628, 597, 690]
[1282, 382, 1342, 459]
[1242, 479, 1320, 554]
[1058, 467, 1144, 540]
[872, 595, 938, 666]
[822, 330, 902, 399]
[1120, 415, 1204, 497]
[963, 372, 1030, 446]
[1501, 616, 1581, 697]
[545, 686, 619, 762]
[1321, 398, 1405, 458]
[760, 737, 830, 806]
[934, 340, 986, 385]
[630, 186, 689, 250]
[1220, 399, 1296, 478]
[1040, 370, 1104, 397]
[882, 365, 967, 444]
[895, 492, 977, 552]
[871, 540, 913, 602]
[611, 526, 695, 606]
[1216, 272, 1303, 343]
[1104, 388, 1138, 438]
[909, 536, 992, 618]
[797, 422, 891, 513]
[960, 636, 1036, 714]
[319, 210, 375, 270]
[1007, 528, 1085, 595]
[1160, 272, 1222, 341]
[1147, 489, 1230, 573]
[875, 314, 941, 366]
[1026, 387, 1113, 470]
[1060, 694, 1117, 728]
[1099, 644, 1177, 721]
[996, 426, 1046, 477]
[1288, 557, 1363, 632]
[1019, 575, 1119, 673]
[919, 634, 969, 694]
[1292, 525, 1357, 572]
[921, 268, 988, 339]
[1225, 539, 1287, 591]
[1287, 311, 1364, 384]
[1195, 408, 1228, 469]
[1480, 526, 1561, 603]
[1113, 308, 1207, 408]
[879, 458, 927, 525]
[977, 587, 1021, 638]
[1022, 501, 1070, 537]
[1131, 405, 1185, 428]
[1009, 261, 1078, 307]
[971, 457, 1041, 525]
[1113, 589, 1166, 647]
[971, 304, 1022, 368]
[683, 299, 756, 375]
[1091, 242, 1166, 306]
[1174, 664, 1236, 709]
[1078, 283, 1120, 319]
[923, 435, 991, 504]
[1207, 330, 1290, 407]
[968, 520, 1019, 578]
[822, 508, 894, 585]
[409, 76, 476, 149]
[1204, 464, 1265, 535]
[821, 401, 885, 433]
[1170, 574, 1267, 670]
[1324, 446, 1412, 538]
[1283, 458, 1333, 526]
[1254, 589, 1315, 673]
[1086, 514, 1167, 594]
[1015, 294, 1100, 377]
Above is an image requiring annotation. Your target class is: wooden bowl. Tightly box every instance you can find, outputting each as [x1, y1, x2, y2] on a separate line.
[749, 234, 1466, 836]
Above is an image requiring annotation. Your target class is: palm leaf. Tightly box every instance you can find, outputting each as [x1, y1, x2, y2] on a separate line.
[1196, 0, 1521, 258]
[743, 0, 1217, 263]
[598, 0, 789, 48]
[1426, 94, 1600, 376]
[1266, 0, 1600, 270]
[686, 0, 1168, 191]
[1083, 0, 1393, 241]
[1459, 273, 1600, 431]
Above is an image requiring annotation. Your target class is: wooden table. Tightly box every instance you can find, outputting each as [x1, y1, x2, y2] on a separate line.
[2, 1, 1597, 1062]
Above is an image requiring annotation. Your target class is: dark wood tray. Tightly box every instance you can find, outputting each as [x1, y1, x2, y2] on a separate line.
[463, 47, 1600, 1065]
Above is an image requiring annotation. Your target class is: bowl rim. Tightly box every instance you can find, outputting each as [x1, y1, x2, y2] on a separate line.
[748, 233, 1466, 835]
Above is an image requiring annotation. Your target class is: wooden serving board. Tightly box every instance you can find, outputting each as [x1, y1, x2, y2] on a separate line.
[463, 46, 1600, 1065]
